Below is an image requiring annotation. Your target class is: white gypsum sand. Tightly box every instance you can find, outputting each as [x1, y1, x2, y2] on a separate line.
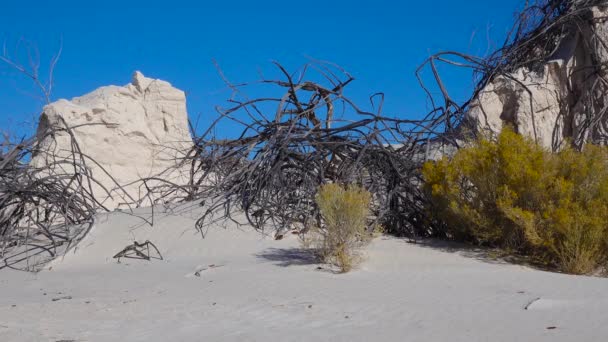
[1, 203, 607, 342]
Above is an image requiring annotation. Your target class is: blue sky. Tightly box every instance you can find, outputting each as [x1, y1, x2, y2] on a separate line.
[0, 0, 523, 138]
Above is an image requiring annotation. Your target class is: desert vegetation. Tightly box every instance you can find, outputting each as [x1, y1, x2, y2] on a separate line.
[0, 121, 124, 271]
[2, 0, 608, 276]
[423, 127, 608, 274]
[308, 183, 372, 273]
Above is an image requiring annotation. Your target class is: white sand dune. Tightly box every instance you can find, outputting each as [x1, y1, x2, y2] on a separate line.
[1, 204, 608, 341]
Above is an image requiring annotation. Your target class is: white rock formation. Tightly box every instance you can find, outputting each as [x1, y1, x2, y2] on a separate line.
[468, 65, 565, 149]
[467, 5, 608, 151]
[31, 71, 193, 209]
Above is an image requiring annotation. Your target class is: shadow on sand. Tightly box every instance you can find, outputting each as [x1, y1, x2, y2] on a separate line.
[409, 237, 551, 271]
[256, 248, 320, 267]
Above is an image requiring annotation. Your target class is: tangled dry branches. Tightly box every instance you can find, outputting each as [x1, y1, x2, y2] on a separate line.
[140, 61, 452, 239]
[0, 121, 115, 271]
[150, 0, 608, 240]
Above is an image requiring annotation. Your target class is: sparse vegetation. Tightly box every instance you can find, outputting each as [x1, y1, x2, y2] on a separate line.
[3, 0, 608, 279]
[423, 127, 608, 274]
[309, 183, 372, 273]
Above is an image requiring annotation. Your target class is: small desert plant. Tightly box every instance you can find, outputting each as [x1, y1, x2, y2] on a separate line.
[423, 127, 608, 274]
[311, 183, 372, 272]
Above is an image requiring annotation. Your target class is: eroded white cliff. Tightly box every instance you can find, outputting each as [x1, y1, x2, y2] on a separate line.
[31, 71, 193, 209]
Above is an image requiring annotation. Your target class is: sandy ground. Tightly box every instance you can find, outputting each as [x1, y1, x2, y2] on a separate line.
[1, 204, 608, 342]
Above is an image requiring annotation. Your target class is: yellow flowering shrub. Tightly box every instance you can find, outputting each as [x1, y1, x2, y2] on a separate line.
[423, 127, 608, 274]
[312, 183, 372, 273]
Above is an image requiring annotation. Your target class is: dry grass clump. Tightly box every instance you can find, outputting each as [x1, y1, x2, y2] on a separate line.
[308, 183, 372, 273]
[423, 127, 608, 274]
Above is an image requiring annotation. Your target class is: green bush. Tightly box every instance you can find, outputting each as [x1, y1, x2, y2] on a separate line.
[311, 183, 372, 273]
[423, 127, 608, 274]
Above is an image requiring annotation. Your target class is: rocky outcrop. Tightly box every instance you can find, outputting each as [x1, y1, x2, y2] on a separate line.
[467, 5, 608, 151]
[31, 71, 193, 209]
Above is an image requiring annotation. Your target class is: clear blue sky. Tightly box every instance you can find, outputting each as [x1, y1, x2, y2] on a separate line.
[0, 0, 523, 138]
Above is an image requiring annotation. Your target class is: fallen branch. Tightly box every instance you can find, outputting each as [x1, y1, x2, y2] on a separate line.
[113, 240, 163, 262]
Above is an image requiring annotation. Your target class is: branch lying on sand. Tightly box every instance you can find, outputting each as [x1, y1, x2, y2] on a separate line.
[113, 240, 163, 262]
